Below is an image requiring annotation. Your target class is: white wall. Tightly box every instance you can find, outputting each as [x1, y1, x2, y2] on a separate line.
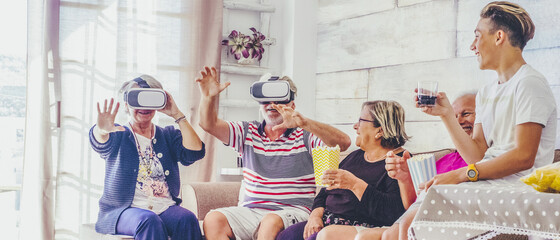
[315, 0, 560, 153]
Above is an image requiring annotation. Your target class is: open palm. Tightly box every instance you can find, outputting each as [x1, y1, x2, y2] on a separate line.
[96, 98, 125, 134]
[271, 104, 305, 131]
[195, 66, 230, 98]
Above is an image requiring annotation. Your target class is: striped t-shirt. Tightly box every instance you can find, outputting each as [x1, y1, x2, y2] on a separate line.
[227, 120, 323, 213]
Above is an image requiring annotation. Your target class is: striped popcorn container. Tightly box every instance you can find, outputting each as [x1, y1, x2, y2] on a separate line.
[408, 154, 437, 193]
[312, 146, 340, 187]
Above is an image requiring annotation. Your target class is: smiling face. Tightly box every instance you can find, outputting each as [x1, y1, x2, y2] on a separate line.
[452, 94, 476, 136]
[470, 18, 498, 70]
[259, 101, 295, 126]
[353, 107, 381, 150]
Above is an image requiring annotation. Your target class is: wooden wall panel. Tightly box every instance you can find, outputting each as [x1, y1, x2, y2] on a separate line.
[317, 0, 456, 73]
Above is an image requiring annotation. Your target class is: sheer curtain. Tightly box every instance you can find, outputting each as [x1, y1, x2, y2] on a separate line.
[20, 0, 222, 239]
[20, 0, 60, 239]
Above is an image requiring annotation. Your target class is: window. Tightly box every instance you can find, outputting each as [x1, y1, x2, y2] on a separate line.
[0, 1, 27, 239]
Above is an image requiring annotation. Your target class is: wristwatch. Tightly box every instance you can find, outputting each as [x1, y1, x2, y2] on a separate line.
[466, 164, 479, 182]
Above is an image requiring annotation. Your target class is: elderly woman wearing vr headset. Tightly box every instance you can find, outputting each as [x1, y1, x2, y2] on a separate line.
[90, 75, 205, 240]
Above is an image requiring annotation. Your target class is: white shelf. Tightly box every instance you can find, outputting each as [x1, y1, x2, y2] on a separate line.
[223, 1, 275, 12]
[221, 63, 270, 76]
[222, 35, 276, 46]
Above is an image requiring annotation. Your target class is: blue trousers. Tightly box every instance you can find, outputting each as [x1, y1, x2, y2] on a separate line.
[116, 205, 202, 240]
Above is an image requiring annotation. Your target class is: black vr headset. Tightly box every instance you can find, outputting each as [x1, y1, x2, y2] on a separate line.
[123, 77, 167, 110]
[250, 75, 294, 104]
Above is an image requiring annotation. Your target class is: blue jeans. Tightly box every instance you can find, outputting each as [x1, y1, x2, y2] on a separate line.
[116, 205, 201, 240]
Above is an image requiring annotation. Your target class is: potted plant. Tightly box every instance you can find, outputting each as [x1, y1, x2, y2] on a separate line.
[222, 28, 266, 65]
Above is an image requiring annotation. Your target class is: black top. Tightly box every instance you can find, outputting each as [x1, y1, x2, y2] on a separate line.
[312, 149, 406, 227]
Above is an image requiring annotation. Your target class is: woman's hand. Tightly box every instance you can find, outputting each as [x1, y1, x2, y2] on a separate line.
[96, 98, 125, 134]
[158, 91, 183, 120]
[322, 169, 361, 191]
[195, 66, 230, 98]
[271, 104, 307, 130]
[303, 213, 324, 239]
[415, 90, 454, 118]
[385, 150, 412, 182]
[419, 167, 468, 192]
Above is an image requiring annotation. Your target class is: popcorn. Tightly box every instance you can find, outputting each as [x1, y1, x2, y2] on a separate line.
[408, 154, 437, 193]
[521, 162, 560, 193]
[312, 145, 341, 187]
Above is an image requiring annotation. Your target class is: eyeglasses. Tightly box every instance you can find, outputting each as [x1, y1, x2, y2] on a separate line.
[357, 118, 375, 126]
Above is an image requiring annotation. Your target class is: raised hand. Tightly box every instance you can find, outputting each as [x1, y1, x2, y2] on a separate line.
[414, 90, 454, 117]
[158, 91, 182, 119]
[271, 104, 306, 130]
[96, 98, 125, 135]
[385, 150, 412, 182]
[195, 66, 230, 98]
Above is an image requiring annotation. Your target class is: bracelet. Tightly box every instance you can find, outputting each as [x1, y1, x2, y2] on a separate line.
[174, 115, 186, 124]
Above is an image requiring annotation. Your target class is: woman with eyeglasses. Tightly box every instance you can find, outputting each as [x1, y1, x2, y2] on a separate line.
[276, 100, 414, 240]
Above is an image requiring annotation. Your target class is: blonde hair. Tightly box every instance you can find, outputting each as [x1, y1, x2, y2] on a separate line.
[362, 100, 409, 149]
[480, 1, 535, 50]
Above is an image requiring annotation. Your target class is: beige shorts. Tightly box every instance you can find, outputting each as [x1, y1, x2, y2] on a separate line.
[212, 206, 309, 240]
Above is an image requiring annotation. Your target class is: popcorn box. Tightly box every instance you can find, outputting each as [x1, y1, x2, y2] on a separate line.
[408, 154, 437, 193]
[312, 146, 341, 187]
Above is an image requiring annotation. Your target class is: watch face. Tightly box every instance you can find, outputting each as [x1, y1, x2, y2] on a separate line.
[468, 170, 476, 178]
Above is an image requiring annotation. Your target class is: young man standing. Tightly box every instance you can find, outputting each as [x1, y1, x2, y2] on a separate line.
[196, 66, 351, 240]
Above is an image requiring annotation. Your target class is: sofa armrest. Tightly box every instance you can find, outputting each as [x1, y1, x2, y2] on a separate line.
[180, 182, 242, 220]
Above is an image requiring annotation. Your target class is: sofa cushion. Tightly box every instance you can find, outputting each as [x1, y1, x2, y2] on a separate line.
[183, 182, 242, 220]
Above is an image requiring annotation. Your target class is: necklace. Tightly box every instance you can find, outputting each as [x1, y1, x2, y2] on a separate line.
[364, 147, 403, 162]
[130, 122, 155, 165]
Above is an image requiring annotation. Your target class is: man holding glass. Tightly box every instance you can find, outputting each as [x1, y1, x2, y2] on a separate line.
[418, 1, 556, 190]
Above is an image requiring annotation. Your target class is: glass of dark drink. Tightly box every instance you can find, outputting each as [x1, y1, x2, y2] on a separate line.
[417, 81, 438, 107]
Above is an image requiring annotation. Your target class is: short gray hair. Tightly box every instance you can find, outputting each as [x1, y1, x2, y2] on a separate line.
[119, 74, 163, 95]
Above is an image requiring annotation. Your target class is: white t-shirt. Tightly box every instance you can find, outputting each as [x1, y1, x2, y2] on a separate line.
[130, 131, 176, 214]
[475, 64, 557, 182]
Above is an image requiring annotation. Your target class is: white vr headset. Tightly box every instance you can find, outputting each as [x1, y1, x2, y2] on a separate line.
[250, 75, 294, 104]
[124, 77, 167, 110]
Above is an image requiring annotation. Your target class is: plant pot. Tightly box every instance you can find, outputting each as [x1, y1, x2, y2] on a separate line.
[237, 57, 255, 65]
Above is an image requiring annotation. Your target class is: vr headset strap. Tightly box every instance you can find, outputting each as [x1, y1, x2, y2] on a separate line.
[133, 77, 150, 88]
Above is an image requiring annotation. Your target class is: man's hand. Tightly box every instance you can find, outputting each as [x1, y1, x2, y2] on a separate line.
[386, 150, 412, 182]
[419, 167, 467, 192]
[195, 66, 230, 98]
[303, 214, 323, 239]
[271, 104, 307, 130]
[96, 98, 125, 135]
[415, 90, 454, 117]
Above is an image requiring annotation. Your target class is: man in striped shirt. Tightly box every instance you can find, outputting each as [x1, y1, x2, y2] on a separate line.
[196, 66, 351, 240]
